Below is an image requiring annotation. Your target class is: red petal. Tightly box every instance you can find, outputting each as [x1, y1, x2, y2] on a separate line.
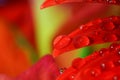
[41, 0, 120, 9]
[16, 55, 60, 80]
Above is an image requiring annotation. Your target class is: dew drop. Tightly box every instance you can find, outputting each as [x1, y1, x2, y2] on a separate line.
[92, 19, 102, 24]
[99, 48, 108, 56]
[101, 63, 106, 69]
[86, 22, 93, 27]
[83, 68, 101, 77]
[110, 44, 114, 49]
[72, 58, 81, 69]
[79, 25, 84, 30]
[74, 36, 90, 48]
[106, 0, 116, 4]
[110, 16, 118, 22]
[102, 22, 115, 30]
[109, 43, 119, 50]
[100, 62, 114, 70]
[113, 76, 118, 80]
[117, 60, 120, 64]
[59, 68, 66, 74]
[79, 25, 89, 30]
[91, 71, 96, 76]
[71, 75, 75, 79]
[104, 34, 117, 42]
[53, 35, 63, 46]
[114, 59, 120, 66]
[53, 35, 71, 49]
[69, 74, 75, 79]
[117, 50, 120, 55]
[99, 50, 104, 56]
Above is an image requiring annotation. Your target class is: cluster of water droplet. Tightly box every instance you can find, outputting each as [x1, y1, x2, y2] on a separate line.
[53, 16, 120, 57]
[41, 0, 120, 9]
[53, 0, 120, 5]
[57, 43, 120, 80]
[41, 0, 120, 80]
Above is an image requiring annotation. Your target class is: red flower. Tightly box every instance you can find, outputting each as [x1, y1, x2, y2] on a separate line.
[1, 0, 120, 80]
[41, 0, 120, 80]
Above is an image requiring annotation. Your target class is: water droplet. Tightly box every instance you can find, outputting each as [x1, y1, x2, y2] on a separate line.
[94, 31, 99, 36]
[110, 16, 118, 22]
[69, 73, 76, 79]
[79, 25, 84, 30]
[109, 43, 119, 50]
[74, 36, 90, 48]
[106, 0, 116, 4]
[109, 43, 120, 52]
[99, 50, 104, 56]
[101, 62, 115, 70]
[98, 48, 109, 57]
[104, 34, 117, 42]
[91, 71, 96, 76]
[79, 25, 89, 30]
[114, 59, 120, 66]
[72, 58, 85, 69]
[113, 76, 118, 80]
[102, 22, 115, 30]
[99, 48, 108, 56]
[83, 68, 101, 77]
[53, 35, 63, 46]
[101, 63, 106, 69]
[112, 16, 120, 26]
[117, 60, 120, 64]
[117, 50, 120, 55]
[59, 68, 66, 74]
[87, 22, 93, 26]
[92, 19, 102, 24]
[53, 35, 71, 49]
[71, 75, 75, 79]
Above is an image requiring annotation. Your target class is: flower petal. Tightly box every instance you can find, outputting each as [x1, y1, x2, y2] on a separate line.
[41, 0, 120, 9]
[16, 55, 60, 80]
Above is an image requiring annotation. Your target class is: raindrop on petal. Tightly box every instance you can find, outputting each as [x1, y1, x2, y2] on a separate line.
[104, 34, 117, 42]
[102, 22, 115, 30]
[74, 36, 90, 48]
[53, 35, 71, 49]
[101, 63, 106, 70]
[113, 75, 118, 80]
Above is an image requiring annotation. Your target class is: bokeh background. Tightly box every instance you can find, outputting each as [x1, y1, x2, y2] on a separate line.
[0, 0, 120, 78]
